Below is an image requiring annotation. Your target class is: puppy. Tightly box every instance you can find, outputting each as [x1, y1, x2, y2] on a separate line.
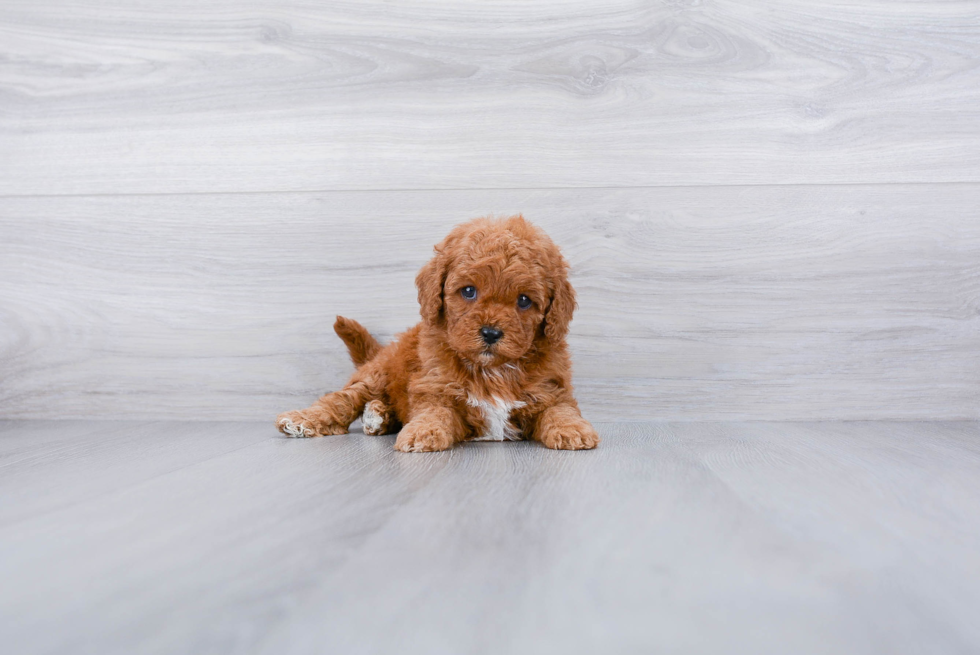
[276, 215, 599, 452]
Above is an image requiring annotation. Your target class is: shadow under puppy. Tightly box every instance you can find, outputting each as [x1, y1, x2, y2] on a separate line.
[277, 215, 599, 452]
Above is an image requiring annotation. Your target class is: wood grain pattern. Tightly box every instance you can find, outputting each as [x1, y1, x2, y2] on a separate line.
[2, 185, 978, 421]
[1, 420, 979, 653]
[1, 0, 979, 194]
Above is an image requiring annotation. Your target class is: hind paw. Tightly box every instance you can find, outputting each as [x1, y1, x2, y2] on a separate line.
[361, 399, 394, 436]
[276, 410, 347, 438]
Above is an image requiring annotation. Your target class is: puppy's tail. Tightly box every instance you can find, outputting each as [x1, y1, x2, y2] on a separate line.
[333, 316, 383, 368]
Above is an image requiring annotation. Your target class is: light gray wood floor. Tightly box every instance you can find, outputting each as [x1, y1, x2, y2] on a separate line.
[2, 420, 979, 654]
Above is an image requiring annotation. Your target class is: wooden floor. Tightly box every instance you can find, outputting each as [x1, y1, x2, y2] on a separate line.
[2, 420, 979, 654]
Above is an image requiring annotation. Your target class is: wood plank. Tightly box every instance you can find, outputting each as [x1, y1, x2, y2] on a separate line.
[1, 0, 979, 194]
[0, 420, 455, 655]
[0, 420, 269, 525]
[264, 421, 980, 654]
[1, 185, 977, 420]
[1, 421, 979, 653]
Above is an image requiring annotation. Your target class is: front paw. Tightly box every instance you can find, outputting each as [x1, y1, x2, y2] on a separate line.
[538, 417, 600, 450]
[276, 410, 346, 438]
[394, 420, 455, 452]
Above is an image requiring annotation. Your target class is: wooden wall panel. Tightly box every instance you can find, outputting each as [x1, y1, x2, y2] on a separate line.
[1, 185, 977, 420]
[2, 1, 977, 420]
[1, 0, 979, 194]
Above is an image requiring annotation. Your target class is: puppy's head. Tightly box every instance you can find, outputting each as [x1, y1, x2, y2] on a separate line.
[416, 215, 576, 367]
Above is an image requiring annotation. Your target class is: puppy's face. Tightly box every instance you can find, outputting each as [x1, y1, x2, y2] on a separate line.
[442, 254, 548, 366]
[416, 216, 576, 368]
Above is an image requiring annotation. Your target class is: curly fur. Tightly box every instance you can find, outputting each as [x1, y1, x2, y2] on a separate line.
[333, 315, 381, 367]
[276, 215, 599, 452]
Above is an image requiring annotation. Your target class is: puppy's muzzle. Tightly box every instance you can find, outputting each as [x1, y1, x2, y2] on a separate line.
[480, 326, 504, 345]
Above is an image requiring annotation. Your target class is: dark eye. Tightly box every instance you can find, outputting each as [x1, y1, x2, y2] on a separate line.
[517, 294, 532, 310]
[460, 286, 477, 301]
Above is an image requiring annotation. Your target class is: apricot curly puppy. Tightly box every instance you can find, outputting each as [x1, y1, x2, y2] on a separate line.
[276, 215, 599, 452]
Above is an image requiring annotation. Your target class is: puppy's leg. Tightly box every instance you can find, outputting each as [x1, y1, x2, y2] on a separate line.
[395, 404, 467, 453]
[277, 366, 381, 438]
[532, 403, 600, 450]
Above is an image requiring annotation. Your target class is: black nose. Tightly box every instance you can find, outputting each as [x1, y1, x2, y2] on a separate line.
[480, 326, 504, 345]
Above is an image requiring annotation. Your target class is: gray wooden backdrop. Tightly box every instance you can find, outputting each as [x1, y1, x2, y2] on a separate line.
[1, 0, 978, 421]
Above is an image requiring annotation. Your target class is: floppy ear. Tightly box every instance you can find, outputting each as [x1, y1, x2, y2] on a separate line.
[417, 226, 470, 325]
[544, 260, 577, 343]
[416, 250, 448, 325]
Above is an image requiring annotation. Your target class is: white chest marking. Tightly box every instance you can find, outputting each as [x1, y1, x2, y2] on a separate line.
[467, 395, 527, 441]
